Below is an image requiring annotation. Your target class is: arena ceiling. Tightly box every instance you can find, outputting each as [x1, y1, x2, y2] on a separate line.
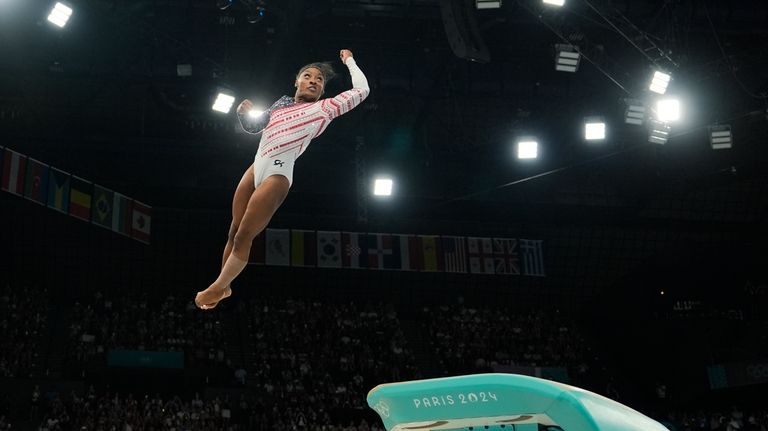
[1, 0, 767, 229]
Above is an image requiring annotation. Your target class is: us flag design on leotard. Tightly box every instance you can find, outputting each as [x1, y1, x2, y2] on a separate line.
[258, 87, 369, 159]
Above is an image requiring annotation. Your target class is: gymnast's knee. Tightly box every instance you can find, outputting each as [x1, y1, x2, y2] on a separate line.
[227, 224, 239, 243]
[232, 230, 256, 253]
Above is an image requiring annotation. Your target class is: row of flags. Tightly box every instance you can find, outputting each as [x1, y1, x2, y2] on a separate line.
[249, 229, 546, 276]
[1, 146, 152, 244]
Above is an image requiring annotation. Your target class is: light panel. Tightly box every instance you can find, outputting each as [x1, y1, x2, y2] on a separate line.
[373, 178, 393, 196]
[709, 125, 732, 150]
[212, 93, 236, 113]
[656, 99, 681, 122]
[555, 44, 580, 73]
[476, 0, 502, 9]
[248, 109, 265, 118]
[649, 71, 671, 94]
[648, 121, 671, 145]
[585, 120, 606, 141]
[517, 140, 538, 159]
[47, 2, 73, 28]
[624, 99, 646, 125]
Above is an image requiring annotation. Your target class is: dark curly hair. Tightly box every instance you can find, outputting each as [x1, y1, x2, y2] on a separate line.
[295, 62, 336, 83]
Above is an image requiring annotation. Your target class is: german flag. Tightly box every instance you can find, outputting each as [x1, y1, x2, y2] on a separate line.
[69, 176, 92, 222]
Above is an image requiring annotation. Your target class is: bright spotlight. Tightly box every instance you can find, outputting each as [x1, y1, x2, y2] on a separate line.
[543, 0, 565, 6]
[47, 2, 73, 28]
[555, 44, 580, 73]
[517, 139, 538, 159]
[584, 118, 606, 141]
[709, 125, 732, 150]
[649, 70, 671, 94]
[373, 178, 393, 196]
[656, 99, 681, 122]
[248, 109, 265, 118]
[212, 93, 236, 113]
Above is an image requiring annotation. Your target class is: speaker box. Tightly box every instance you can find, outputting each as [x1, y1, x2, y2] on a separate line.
[440, 0, 491, 63]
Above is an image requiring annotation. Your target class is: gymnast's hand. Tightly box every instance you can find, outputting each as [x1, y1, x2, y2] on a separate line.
[237, 99, 254, 115]
[340, 49, 354, 64]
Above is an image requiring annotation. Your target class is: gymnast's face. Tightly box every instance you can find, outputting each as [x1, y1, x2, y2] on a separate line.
[294, 67, 325, 102]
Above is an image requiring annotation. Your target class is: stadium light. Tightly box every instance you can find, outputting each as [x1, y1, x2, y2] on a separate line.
[709, 125, 732, 150]
[648, 120, 671, 145]
[476, 0, 502, 9]
[47, 2, 73, 28]
[212, 92, 236, 114]
[656, 98, 681, 122]
[584, 117, 606, 141]
[517, 138, 538, 159]
[543, 0, 565, 6]
[555, 44, 580, 73]
[373, 178, 393, 196]
[624, 98, 646, 125]
[649, 70, 671, 94]
[248, 108, 265, 118]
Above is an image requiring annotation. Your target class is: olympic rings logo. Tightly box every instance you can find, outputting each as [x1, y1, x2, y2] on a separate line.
[373, 401, 391, 418]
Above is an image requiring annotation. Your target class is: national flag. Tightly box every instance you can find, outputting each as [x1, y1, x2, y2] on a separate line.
[265, 228, 290, 266]
[291, 229, 317, 267]
[92, 184, 114, 230]
[24, 158, 49, 205]
[131, 200, 152, 244]
[395, 234, 419, 271]
[111, 193, 131, 236]
[317, 231, 342, 268]
[365, 233, 413, 271]
[341, 232, 368, 269]
[248, 231, 266, 264]
[69, 176, 92, 221]
[409, 236, 425, 271]
[365, 233, 390, 270]
[468, 237, 495, 274]
[1, 148, 27, 196]
[419, 235, 444, 272]
[47, 168, 70, 213]
[442, 236, 467, 273]
[521, 239, 546, 276]
[493, 238, 520, 275]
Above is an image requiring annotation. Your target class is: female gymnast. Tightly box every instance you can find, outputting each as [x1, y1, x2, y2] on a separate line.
[195, 49, 369, 310]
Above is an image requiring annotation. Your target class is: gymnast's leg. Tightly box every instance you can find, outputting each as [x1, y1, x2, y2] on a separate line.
[195, 174, 290, 309]
[199, 166, 255, 309]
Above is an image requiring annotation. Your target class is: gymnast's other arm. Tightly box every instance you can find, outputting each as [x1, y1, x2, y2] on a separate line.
[236, 99, 269, 134]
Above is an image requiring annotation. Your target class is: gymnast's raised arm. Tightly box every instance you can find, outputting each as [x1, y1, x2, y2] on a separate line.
[320, 49, 370, 120]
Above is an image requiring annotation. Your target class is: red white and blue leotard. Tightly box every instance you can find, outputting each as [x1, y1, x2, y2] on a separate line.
[237, 57, 369, 187]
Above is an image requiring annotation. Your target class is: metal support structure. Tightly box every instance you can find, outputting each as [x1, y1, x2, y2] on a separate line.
[520, 0, 680, 96]
[518, 0, 632, 95]
[582, 0, 678, 69]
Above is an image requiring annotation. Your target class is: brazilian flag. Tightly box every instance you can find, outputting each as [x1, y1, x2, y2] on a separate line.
[92, 184, 114, 230]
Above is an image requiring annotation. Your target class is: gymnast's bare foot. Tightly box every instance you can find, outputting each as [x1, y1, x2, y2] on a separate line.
[195, 285, 232, 310]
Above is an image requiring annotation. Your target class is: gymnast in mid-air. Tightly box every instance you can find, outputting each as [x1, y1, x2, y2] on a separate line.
[195, 49, 369, 310]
